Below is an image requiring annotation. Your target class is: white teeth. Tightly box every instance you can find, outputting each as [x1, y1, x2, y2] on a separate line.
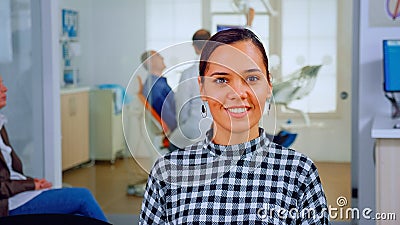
[227, 108, 247, 113]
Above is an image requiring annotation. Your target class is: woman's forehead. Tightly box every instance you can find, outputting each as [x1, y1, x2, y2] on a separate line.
[206, 42, 265, 73]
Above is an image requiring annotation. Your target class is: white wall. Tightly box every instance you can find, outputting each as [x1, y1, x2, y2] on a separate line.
[59, 0, 146, 88]
[41, 0, 62, 187]
[90, 0, 146, 87]
[353, 0, 400, 224]
[146, 0, 202, 89]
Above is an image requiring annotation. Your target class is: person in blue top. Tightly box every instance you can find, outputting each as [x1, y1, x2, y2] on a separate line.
[140, 50, 177, 133]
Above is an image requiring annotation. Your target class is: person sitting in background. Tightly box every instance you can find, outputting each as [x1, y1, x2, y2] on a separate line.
[140, 50, 177, 134]
[0, 75, 108, 222]
[140, 50, 178, 152]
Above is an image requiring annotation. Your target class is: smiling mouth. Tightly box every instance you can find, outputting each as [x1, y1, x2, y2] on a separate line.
[227, 108, 248, 113]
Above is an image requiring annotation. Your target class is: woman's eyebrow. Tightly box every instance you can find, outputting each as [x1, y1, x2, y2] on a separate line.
[208, 68, 263, 77]
[209, 72, 229, 77]
[243, 68, 263, 73]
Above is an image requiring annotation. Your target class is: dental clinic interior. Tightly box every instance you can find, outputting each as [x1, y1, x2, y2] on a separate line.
[0, 0, 399, 224]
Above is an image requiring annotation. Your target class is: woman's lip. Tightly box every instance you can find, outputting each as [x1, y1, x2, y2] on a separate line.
[224, 105, 250, 109]
[225, 107, 250, 118]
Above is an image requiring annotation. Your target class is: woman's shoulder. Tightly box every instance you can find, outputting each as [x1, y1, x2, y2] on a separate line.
[151, 141, 206, 168]
[166, 141, 206, 161]
[265, 143, 317, 174]
[149, 141, 213, 185]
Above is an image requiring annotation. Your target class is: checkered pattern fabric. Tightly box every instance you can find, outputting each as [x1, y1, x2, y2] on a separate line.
[140, 128, 329, 224]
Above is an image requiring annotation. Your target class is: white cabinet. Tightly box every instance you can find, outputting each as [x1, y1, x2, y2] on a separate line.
[89, 89, 125, 163]
[61, 88, 90, 171]
[372, 116, 400, 225]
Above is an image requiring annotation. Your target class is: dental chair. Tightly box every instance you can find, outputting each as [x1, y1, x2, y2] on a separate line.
[272, 65, 322, 126]
[136, 76, 171, 151]
[124, 76, 170, 196]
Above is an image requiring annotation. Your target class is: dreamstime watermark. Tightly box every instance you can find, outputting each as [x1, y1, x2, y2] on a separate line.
[256, 196, 397, 221]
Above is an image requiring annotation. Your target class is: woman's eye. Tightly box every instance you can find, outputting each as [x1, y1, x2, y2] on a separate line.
[247, 76, 259, 82]
[215, 77, 228, 84]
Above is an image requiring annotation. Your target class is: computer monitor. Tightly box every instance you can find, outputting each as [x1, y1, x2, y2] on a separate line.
[383, 40, 400, 92]
[216, 24, 243, 32]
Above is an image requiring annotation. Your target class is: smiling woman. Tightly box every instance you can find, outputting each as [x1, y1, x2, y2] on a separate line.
[198, 33, 272, 145]
[140, 29, 329, 224]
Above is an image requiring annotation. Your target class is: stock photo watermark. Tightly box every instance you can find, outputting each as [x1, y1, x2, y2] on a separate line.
[256, 196, 397, 221]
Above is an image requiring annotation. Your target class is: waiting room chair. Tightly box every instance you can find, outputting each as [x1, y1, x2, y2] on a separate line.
[0, 214, 111, 225]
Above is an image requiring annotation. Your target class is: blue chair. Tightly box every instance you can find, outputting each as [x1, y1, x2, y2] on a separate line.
[273, 130, 297, 148]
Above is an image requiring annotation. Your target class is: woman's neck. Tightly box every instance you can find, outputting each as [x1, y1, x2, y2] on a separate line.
[211, 125, 259, 145]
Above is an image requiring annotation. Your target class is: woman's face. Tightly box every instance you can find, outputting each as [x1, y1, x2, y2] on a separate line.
[0, 76, 7, 109]
[199, 40, 272, 138]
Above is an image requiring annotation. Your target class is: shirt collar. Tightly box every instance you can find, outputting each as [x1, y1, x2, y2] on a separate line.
[202, 127, 271, 157]
[0, 114, 7, 130]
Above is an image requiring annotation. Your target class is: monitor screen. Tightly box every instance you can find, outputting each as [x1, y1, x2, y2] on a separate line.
[216, 24, 243, 32]
[383, 40, 400, 92]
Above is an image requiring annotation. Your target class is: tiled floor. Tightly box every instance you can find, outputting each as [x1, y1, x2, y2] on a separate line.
[62, 157, 351, 221]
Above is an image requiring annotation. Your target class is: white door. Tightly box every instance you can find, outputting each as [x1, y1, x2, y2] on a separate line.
[204, 0, 352, 162]
[269, 0, 352, 163]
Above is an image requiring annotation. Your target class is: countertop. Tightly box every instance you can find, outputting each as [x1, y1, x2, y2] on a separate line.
[60, 86, 91, 95]
[371, 115, 400, 138]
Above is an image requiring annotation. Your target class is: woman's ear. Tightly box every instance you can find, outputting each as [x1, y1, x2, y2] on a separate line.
[268, 82, 273, 98]
[267, 72, 273, 98]
[198, 76, 207, 101]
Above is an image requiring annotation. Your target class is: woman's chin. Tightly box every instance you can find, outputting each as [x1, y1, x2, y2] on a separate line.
[224, 123, 258, 135]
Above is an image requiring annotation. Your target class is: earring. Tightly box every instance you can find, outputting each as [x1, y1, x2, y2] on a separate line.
[266, 100, 271, 115]
[201, 104, 207, 118]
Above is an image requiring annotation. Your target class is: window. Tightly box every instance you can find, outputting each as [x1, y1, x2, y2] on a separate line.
[146, 0, 339, 115]
[209, 0, 270, 51]
[146, 0, 202, 89]
[280, 0, 337, 113]
[208, 0, 338, 115]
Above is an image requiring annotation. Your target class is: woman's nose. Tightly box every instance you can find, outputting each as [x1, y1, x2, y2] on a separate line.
[227, 80, 249, 99]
